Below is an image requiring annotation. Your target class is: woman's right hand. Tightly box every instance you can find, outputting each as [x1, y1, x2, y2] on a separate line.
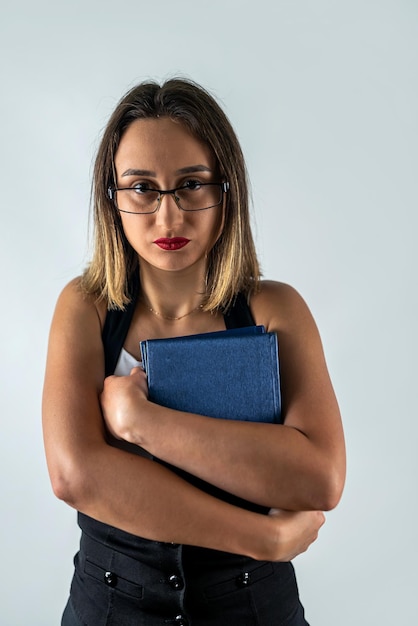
[101, 367, 150, 443]
[259, 509, 325, 562]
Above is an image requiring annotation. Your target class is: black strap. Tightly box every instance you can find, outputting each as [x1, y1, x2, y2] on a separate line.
[224, 292, 255, 329]
[102, 275, 140, 377]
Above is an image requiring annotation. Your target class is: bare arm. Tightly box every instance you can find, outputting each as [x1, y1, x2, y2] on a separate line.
[42, 279, 324, 561]
[101, 281, 346, 512]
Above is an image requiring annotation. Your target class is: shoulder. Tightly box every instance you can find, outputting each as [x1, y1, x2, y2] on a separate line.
[249, 280, 317, 334]
[54, 277, 108, 331]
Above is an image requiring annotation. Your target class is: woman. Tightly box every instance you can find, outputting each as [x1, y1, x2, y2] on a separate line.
[42, 78, 345, 626]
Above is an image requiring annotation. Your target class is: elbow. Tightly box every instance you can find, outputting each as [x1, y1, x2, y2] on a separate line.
[316, 484, 343, 512]
[314, 464, 346, 511]
[48, 454, 91, 509]
[50, 471, 80, 507]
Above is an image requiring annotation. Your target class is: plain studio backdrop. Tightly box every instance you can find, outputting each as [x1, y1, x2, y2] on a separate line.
[1, 1, 416, 624]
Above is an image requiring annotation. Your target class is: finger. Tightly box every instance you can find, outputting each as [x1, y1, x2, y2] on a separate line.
[317, 511, 326, 528]
[130, 366, 145, 378]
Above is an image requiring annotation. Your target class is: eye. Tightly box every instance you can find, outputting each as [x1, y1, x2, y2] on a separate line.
[132, 182, 154, 194]
[182, 179, 203, 191]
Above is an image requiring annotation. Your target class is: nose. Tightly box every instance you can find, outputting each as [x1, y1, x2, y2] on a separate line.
[155, 192, 184, 228]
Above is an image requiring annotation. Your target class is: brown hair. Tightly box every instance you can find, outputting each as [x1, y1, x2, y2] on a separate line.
[81, 78, 260, 311]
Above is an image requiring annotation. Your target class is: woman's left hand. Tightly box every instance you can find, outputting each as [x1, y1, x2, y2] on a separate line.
[100, 367, 149, 442]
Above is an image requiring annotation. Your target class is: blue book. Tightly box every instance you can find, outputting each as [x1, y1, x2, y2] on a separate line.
[140, 326, 281, 423]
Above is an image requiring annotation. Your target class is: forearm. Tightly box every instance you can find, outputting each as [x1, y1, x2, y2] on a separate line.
[53, 438, 271, 558]
[124, 402, 343, 511]
[55, 439, 326, 563]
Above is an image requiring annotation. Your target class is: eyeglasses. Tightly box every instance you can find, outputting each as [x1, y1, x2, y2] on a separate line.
[107, 181, 229, 214]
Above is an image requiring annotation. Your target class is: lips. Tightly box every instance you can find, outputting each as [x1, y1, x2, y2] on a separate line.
[153, 237, 190, 251]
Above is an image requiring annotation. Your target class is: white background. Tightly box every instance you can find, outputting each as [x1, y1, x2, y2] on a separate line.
[1, 1, 417, 624]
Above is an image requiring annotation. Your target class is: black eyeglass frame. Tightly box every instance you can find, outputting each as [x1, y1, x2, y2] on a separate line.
[107, 181, 229, 214]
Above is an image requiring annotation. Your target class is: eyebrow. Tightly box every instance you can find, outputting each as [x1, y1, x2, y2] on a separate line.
[176, 165, 212, 175]
[121, 165, 213, 178]
[121, 168, 155, 177]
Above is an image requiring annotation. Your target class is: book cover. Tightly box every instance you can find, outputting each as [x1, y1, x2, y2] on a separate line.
[140, 327, 281, 423]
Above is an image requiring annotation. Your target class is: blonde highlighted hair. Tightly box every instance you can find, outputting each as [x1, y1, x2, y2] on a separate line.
[81, 78, 260, 311]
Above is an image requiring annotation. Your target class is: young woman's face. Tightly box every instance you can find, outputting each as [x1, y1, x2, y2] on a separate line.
[114, 117, 224, 274]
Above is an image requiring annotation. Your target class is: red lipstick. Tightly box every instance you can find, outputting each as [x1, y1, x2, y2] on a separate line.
[154, 237, 190, 251]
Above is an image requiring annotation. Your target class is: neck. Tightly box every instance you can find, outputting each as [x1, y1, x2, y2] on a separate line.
[139, 263, 207, 321]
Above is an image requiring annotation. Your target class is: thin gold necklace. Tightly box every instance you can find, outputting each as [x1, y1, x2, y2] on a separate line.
[144, 299, 203, 321]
